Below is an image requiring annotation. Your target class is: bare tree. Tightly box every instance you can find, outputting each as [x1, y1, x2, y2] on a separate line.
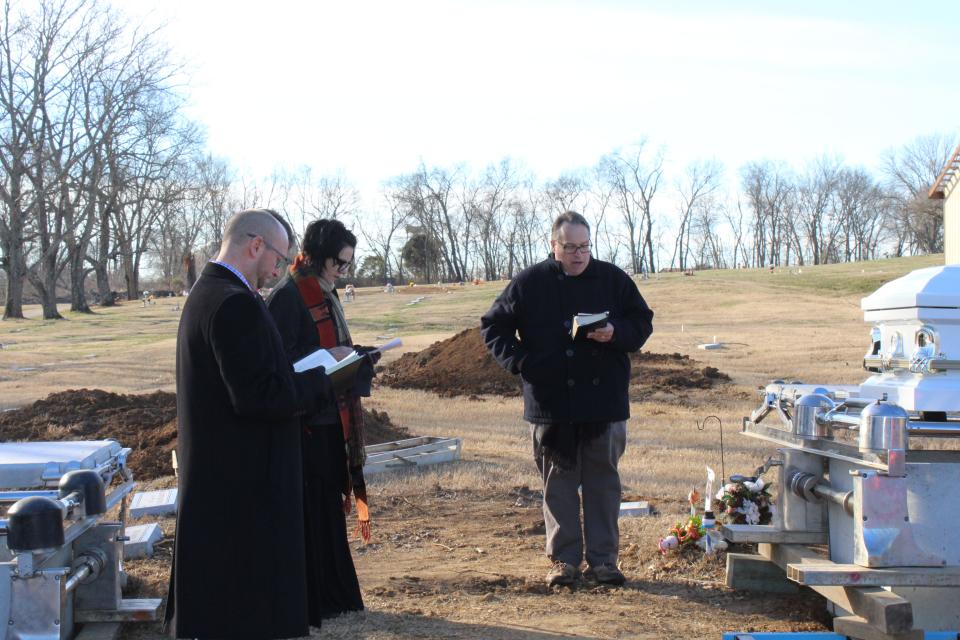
[4, 0, 110, 318]
[691, 197, 727, 268]
[586, 165, 617, 263]
[671, 159, 723, 270]
[148, 152, 228, 290]
[110, 97, 200, 300]
[359, 186, 409, 284]
[835, 167, 888, 262]
[69, 9, 174, 310]
[1, 0, 194, 315]
[599, 140, 664, 274]
[739, 160, 793, 267]
[0, 0, 35, 318]
[474, 159, 522, 280]
[793, 156, 843, 265]
[389, 163, 469, 282]
[273, 166, 361, 240]
[543, 171, 588, 216]
[723, 199, 750, 269]
[191, 155, 236, 279]
[882, 133, 959, 254]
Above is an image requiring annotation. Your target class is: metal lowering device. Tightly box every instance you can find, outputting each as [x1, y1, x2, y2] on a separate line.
[724, 264, 960, 640]
[0, 440, 161, 639]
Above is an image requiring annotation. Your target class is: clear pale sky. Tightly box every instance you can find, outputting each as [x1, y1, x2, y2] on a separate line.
[115, 0, 960, 195]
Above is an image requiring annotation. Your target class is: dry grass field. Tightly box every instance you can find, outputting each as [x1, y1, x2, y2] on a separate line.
[0, 253, 945, 639]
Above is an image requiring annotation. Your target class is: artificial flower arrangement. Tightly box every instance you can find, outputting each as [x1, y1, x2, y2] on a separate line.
[715, 477, 774, 525]
[657, 514, 704, 554]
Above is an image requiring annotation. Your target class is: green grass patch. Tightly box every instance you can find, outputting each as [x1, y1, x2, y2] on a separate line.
[685, 254, 943, 296]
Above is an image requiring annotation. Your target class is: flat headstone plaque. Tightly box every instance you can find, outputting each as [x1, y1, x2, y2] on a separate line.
[619, 500, 651, 517]
[129, 489, 178, 519]
[124, 523, 163, 559]
[697, 342, 724, 350]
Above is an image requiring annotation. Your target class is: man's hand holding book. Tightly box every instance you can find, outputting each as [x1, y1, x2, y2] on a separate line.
[571, 311, 613, 342]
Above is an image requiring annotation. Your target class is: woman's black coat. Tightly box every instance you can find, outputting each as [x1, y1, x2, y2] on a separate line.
[266, 274, 365, 622]
[165, 263, 329, 640]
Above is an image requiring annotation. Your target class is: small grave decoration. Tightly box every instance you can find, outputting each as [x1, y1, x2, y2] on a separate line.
[715, 477, 774, 525]
[658, 514, 704, 554]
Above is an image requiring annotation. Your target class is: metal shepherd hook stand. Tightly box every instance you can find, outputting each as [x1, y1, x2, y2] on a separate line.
[696, 415, 725, 483]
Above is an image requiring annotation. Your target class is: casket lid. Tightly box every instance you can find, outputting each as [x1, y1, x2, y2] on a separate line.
[861, 265, 960, 311]
[0, 440, 122, 489]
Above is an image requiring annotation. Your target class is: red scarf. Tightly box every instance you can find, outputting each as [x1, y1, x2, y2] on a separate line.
[291, 256, 371, 542]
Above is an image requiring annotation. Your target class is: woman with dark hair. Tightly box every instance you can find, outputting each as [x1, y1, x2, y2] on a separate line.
[266, 218, 371, 624]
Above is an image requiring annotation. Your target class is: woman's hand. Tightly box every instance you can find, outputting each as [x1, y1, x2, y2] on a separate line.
[354, 345, 382, 365]
[329, 345, 355, 361]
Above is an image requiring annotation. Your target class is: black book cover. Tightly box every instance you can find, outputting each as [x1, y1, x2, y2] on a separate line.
[571, 311, 610, 340]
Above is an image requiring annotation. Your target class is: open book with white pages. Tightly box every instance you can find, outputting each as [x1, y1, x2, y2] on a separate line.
[293, 338, 402, 374]
[294, 337, 402, 392]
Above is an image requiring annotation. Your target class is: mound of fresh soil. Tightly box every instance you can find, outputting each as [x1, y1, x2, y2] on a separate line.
[379, 327, 730, 398]
[630, 351, 731, 395]
[379, 328, 521, 397]
[364, 408, 411, 444]
[0, 389, 179, 481]
[0, 389, 410, 481]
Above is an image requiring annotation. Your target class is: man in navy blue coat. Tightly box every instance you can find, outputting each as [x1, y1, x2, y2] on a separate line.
[481, 211, 653, 587]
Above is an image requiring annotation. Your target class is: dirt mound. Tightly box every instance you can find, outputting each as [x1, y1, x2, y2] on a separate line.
[629, 351, 731, 396]
[379, 328, 521, 397]
[0, 389, 178, 481]
[364, 408, 411, 444]
[0, 389, 410, 481]
[379, 327, 730, 398]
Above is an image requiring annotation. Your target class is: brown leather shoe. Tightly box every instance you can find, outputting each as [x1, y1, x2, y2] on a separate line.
[584, 563, 625, 585]
[545, 561, 580, 586]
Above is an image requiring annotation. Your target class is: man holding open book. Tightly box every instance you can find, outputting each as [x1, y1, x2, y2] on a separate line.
[481, 211, 654, 588]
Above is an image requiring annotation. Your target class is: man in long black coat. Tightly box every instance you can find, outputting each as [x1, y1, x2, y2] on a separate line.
[165, 209, 333, 639]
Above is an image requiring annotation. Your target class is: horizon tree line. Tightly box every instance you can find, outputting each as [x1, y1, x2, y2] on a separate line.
[2, 0, 957, 320]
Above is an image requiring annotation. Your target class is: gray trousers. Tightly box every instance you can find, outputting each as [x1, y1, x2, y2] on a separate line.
[532, 421, 627, 568]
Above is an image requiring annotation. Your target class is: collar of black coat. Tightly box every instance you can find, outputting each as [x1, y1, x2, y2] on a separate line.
[545, 256, 601, 279]
[202, 261, 254, 291]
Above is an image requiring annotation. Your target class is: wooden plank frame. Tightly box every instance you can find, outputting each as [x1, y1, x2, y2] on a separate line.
[74, 598, 163, 623]
[788, 563, 960, 588]
[758, 543, 914, 635]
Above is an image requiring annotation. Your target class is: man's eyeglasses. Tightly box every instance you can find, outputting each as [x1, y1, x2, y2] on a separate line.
[247, 233, 291, 269]
[333, 256, 353, 271]
[560, 243, 591, 255]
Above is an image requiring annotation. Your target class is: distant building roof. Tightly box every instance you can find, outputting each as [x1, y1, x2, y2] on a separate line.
[930, 142, 960, 199]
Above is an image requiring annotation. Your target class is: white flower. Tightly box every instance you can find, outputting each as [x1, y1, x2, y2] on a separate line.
[715, 488, 726, 501]
[737, 499, 760, 525]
